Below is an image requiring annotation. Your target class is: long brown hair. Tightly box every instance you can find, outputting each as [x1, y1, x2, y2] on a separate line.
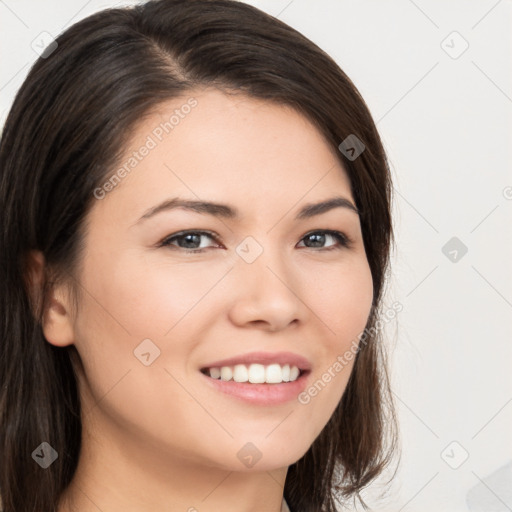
[0, 1, 399, 510]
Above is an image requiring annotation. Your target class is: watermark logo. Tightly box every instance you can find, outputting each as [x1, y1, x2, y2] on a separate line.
[338, 134, 365, 161]
[441, 440, 469, 469]
[237, 442, 262, 468]
[442, 236, 468, 263]
[134, 338, 161, 366]
[32, 441, 58, 468]
[441, 31, 469, 60]
[236, 236, 264, 263]
[31, 31, 58, 58]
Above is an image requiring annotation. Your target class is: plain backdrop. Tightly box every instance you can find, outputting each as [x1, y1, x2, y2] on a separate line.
[1, 1, 511, 511]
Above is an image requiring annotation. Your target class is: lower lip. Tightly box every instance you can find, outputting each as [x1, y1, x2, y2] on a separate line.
[199, 370, 311, 405]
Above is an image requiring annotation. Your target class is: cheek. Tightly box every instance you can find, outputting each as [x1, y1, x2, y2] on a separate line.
[308, 259, 374, 345]
[292, 260, 373, 434]
[80, 252, 232, 341]
[71, 253, 214, 440]
[303, 260, 371, 356]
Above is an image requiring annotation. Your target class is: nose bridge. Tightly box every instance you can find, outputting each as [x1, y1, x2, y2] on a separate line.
[229, 233, 303, 329]
[235, 233, 290, 288]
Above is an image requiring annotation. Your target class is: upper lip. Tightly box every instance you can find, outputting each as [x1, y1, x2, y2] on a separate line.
[200, 351, 312, 372]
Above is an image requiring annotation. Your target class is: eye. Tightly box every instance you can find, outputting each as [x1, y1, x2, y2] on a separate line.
[297, 230, 352, 251]
[160, 230, 220, 253]
[159, 229, 353, 254]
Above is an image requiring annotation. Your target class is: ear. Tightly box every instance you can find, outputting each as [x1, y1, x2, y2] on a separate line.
[24, 250, 75, 347]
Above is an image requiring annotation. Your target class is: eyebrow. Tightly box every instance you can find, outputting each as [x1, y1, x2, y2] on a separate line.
[135, 195, 360, 224]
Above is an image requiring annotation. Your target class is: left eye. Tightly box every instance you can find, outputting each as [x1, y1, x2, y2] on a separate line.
[297, 231, 351, 250]
[160, 230, 351, 253]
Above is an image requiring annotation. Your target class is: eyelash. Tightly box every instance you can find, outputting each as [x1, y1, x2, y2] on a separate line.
[159, 229, 353, 254]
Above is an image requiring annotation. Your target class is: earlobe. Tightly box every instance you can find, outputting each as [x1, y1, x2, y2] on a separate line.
[24, 250, 75, 347]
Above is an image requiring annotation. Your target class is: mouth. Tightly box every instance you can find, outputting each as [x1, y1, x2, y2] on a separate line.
[200, 364, 311, 385]
[199, 364, 311, 405]
[198, 351, 313, 404]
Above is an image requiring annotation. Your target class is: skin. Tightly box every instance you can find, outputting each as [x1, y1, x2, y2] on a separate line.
[33, 87, 373, 512]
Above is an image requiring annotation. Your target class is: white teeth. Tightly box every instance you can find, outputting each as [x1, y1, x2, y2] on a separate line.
[209, 367, 221, 379]
[220, 366, 233, 381]
[265, 363, 283, 384]
[233, 364, 249, 382]
[248, 364, 265, 383]
[281, 364, 290, 382]
[205, 363, 302, 384]
[289, 365, 300, 381]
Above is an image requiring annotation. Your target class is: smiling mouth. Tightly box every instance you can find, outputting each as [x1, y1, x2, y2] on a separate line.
[200, 363, 309, 385]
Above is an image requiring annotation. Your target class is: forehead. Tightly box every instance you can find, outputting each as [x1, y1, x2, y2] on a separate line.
[93, 88, 354, 225]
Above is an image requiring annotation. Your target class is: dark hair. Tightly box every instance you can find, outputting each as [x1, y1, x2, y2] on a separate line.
[0, 1, 399, 510]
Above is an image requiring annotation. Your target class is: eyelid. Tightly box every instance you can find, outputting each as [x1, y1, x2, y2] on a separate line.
[300, 229, 354, 249]
[159, 230, 221, 249]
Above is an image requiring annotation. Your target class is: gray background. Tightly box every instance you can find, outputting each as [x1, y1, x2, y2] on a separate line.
[1, 1, 511, 510]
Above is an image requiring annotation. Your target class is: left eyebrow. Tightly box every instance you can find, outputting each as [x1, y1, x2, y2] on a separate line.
[295, 196, 360, 219]
[134, 195, 360, 225]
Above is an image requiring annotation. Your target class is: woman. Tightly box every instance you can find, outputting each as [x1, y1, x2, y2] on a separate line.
[0, 1, 399, 510]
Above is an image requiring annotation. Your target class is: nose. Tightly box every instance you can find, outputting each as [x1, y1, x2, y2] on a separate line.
[227, 242, 304, 332]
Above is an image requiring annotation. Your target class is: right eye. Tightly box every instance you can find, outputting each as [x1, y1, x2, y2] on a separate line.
[159, 230, 222, 253]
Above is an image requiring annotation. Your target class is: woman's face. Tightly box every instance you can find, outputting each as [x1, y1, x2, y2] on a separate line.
[62, 88, 373, 472]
